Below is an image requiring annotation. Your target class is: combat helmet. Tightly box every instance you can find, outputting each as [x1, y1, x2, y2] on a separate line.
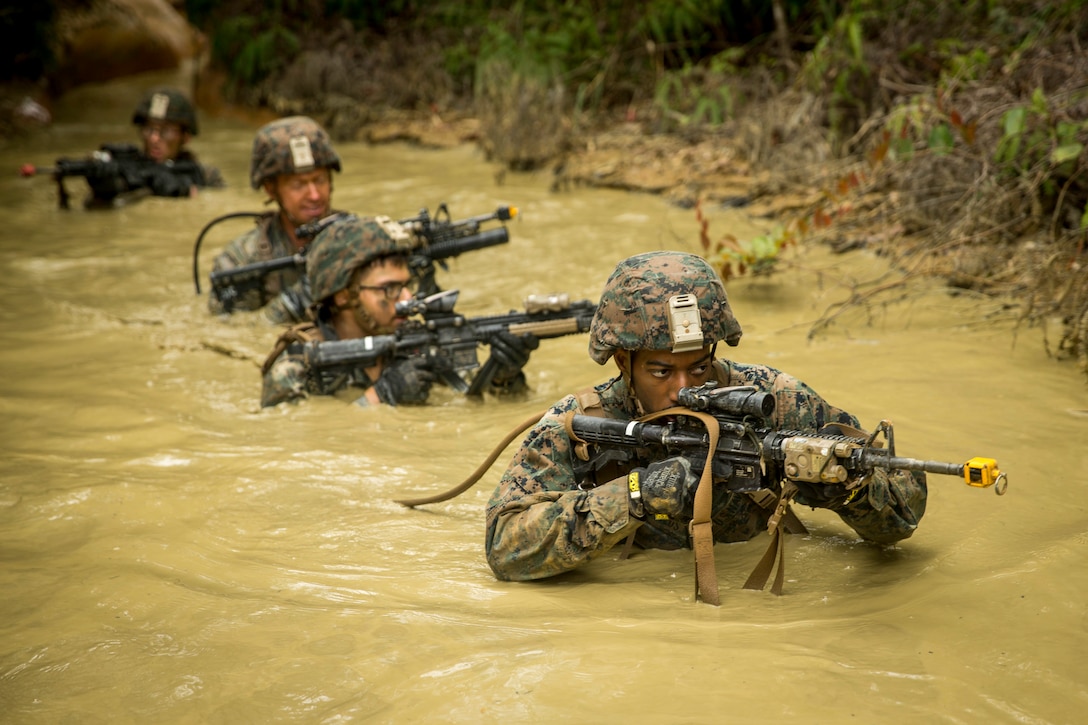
[588, 251, 742, 364]
[250, 116, 341, 189]
[132, 87, 199, 135]
[307, 215, 416, 305]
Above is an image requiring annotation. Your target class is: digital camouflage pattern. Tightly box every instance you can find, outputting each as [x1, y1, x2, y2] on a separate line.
[588, 250, 743, 364]
[249, 116, 341, 189]
[131, 87, 199, 135]
[307, 215, 416, 304]
[207, 213, 312, 324]
[260, 320, 379, 407]
[485, 359, 928, 581]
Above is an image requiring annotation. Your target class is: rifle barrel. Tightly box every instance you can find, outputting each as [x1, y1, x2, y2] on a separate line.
[420, 227, 509, 260]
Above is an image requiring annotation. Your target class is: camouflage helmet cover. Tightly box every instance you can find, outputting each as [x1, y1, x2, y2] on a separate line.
[132, 87, 198, 135]
[306, 216, 417, 304]
[250, 116, 342, 189]
[588, 251, 743, 364]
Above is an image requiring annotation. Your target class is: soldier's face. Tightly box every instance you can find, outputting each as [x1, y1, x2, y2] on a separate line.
[351, 257, 414, 335]
[269, 169, 332, 226]
[141, 122, 187, 162]
[618, 346, 715, 413]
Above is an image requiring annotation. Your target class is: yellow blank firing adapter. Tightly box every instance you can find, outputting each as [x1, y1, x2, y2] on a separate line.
[964, 457, 1008, 495]
[668, 294, 703, 353]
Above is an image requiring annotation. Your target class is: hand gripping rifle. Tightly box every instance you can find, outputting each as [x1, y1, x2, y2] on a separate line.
[21, 143, 204, 209]
[566, 382, 1008, 603]
[304, 288, 596, 395]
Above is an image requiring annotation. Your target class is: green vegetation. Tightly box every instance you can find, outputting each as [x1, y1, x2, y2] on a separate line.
[187, 0, 1088, 384]
[19, 0, 1088, 380]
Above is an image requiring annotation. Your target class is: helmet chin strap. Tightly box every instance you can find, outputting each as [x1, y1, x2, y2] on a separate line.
[615, 351, 648, 417]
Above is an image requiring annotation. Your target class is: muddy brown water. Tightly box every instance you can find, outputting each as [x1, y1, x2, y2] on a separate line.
[1, 71, 1086, 724]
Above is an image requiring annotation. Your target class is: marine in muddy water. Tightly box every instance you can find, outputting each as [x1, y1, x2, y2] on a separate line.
[22, 87, 223, 209]
[259, 215, 538, 408]
[485, 251, 928, 589]
[207, 115, 343, 324]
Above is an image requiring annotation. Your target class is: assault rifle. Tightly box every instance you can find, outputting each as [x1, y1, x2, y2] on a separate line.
[20, 143, 204, 209]
[201, 205, 516, 312]
[398, 204, 517, 296]
[568, 382, 1009, 495]
[206, 248, 305, 314]
[305, 288, 596, 395]
[568, 381, 1006, 602]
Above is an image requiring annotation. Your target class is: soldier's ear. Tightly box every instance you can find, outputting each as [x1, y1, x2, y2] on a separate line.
[614, 349, 632, 378]
[333, 288, 352, 309]
[262, 179, 278, 200]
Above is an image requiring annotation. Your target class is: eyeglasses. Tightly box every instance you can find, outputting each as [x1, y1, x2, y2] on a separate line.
[141, 124, 182, 141]
[353, 279, 416, 301]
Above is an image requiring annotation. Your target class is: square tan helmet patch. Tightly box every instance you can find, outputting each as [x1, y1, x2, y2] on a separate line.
[289, 136, 315, 168]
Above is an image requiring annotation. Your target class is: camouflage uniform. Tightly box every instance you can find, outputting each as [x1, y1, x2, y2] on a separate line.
[207, 212, 316, 324]
[485, 251, 927, 582]
[123, 87, 222, 199]
[259, 318, 363, 407]
[260, 215, 417, 407]
[208, 116, 341, 323]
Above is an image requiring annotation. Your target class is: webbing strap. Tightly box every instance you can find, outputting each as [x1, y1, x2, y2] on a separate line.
[742, 481, 798, 595]
[393, 410, 546, 507]
[637, 406, 721, 606]
[394, 387, 603, 508]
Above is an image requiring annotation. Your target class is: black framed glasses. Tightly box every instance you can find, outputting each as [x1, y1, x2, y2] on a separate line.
[352, 279, 417, 301]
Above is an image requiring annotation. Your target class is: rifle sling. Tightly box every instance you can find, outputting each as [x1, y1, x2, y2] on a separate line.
[393, 410, 546, 507]
[742, 482, 800, 595]
[636, 406, 722, 606]
[394, 387, 606, 507]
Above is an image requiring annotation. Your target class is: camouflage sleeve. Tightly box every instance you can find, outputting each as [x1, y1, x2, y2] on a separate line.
[262, 277, 312, 325]
[485, 398, 643, 581]
[207, 228, 266, 315]
[766, 366, 928, 544]
[827, 469, 927, 544]
[260, 349, 308, 408]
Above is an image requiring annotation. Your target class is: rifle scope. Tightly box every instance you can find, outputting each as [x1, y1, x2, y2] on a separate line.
[677, 384, 775, 420]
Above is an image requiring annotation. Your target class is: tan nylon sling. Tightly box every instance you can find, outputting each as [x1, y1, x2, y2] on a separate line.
[625, 406, 723, 605]
[395, 388, 606, 508]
